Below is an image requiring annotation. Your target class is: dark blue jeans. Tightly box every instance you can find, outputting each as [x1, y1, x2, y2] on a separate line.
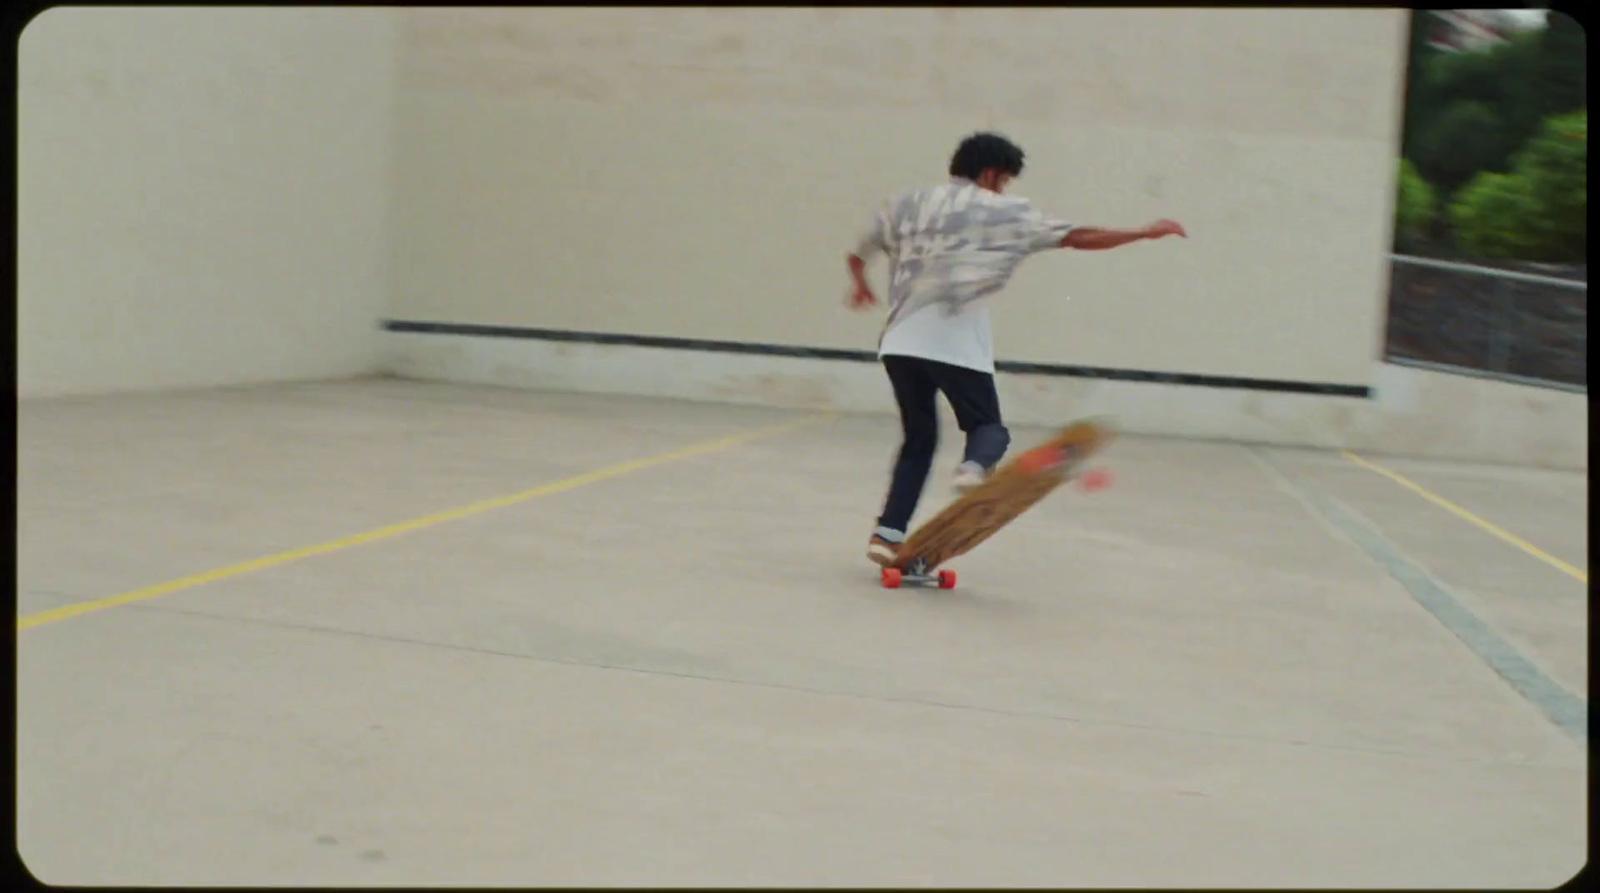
[876, 354, 1010, 534]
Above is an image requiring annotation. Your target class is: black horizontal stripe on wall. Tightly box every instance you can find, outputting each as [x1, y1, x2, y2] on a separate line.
[381, 319, 1372, 398]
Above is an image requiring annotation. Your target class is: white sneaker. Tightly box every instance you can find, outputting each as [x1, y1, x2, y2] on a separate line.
[867, 529, 904, 567]
[952, 461, 988, 493]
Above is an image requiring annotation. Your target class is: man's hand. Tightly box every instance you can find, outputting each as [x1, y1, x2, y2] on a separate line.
[846, 253, 878, 310]
[1141, 219, 1187, 239]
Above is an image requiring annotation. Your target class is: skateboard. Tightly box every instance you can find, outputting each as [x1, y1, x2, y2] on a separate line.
[881, 419, 1115, 589]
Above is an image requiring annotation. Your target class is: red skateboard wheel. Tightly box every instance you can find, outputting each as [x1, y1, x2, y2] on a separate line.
[1079, 468, 1114, 491]
[1017, 447, 1067, 474]
[881, 567, 903, 588]
[938, 570, 957, 589]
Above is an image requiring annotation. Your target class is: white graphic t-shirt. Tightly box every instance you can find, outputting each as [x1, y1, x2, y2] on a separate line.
[854, 178, 1075, 373]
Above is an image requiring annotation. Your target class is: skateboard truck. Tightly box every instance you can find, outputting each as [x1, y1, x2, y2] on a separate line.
[881, 557, 956, 590]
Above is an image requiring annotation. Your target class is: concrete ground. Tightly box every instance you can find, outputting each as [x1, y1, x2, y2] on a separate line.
[15, 379, 1588, 887]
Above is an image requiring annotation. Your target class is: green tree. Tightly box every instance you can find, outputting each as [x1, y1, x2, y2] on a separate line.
[1516, 109, 1587, 261]
[1394, 159, 1438, 250]
[1420, 36, 1502, 104]
[1412, 100, 1521, 194]
[1449, 110, 1587, 262]
[1536, 11, 1587, 116]
[1399, 11, 1439, 160]
[1403, 25, 1561, 193]
[1449, 172, 1539, 259]
[1492, 27, 1549, 140]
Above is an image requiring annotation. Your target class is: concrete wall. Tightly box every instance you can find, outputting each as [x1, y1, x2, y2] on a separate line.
[388, 7, 1408, 388]
[18, 7, 399, 398]
[388, 7, 1588, 470]
[384, 333, 1589, 470]
[24, 7, 1579, 470]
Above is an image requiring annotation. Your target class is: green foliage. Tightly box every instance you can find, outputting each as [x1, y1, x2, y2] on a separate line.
[1492, 27, 1551, 137]
[1399, 11, 1436, 160]
[1449, 172, 1540, 259]
[1411, 100, 1521, 194]
[1536, 12, 1587, 115]
[1420, 36, 1503, 103]
[1408, 21, 1568, 196]
[1448, 110, 1587, 263]
[1515, 109, 1587, 261]
[1398, 14, 1587, 262]
[1394, 159, 1437, 249]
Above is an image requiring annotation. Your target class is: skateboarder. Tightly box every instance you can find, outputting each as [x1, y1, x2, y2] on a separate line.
[847, 132, 1186, 566]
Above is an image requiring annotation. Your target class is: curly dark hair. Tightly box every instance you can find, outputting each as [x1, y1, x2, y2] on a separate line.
[948, 132, 1026, 181]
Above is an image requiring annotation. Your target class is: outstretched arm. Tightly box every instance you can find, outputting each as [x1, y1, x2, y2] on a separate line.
[1060, 219, 1186, 250]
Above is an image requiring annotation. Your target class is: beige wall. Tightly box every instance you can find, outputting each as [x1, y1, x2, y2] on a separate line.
[18, 7, 399, 398]
[385, 335, 1589, 471]
[390, 7, 1408, 386]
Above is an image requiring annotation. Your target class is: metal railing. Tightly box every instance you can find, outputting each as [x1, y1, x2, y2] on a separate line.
[1384, 254, 1587, 392]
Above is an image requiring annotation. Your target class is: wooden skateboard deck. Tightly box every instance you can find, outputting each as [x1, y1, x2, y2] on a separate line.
[882, 419, 1114, 589]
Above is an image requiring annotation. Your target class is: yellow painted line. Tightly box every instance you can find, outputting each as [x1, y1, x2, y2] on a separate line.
[1340, 450, 1587, 583]
[18, 412, 832, 632]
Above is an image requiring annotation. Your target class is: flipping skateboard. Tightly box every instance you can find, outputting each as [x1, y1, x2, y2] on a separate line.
[882, 419, 1115, 589]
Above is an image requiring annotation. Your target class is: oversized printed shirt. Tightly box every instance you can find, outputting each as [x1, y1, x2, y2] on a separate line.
[853, 177, 1075, 373]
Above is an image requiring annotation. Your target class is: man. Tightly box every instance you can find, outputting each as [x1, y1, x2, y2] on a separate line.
[847, 131, 1186, 567]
